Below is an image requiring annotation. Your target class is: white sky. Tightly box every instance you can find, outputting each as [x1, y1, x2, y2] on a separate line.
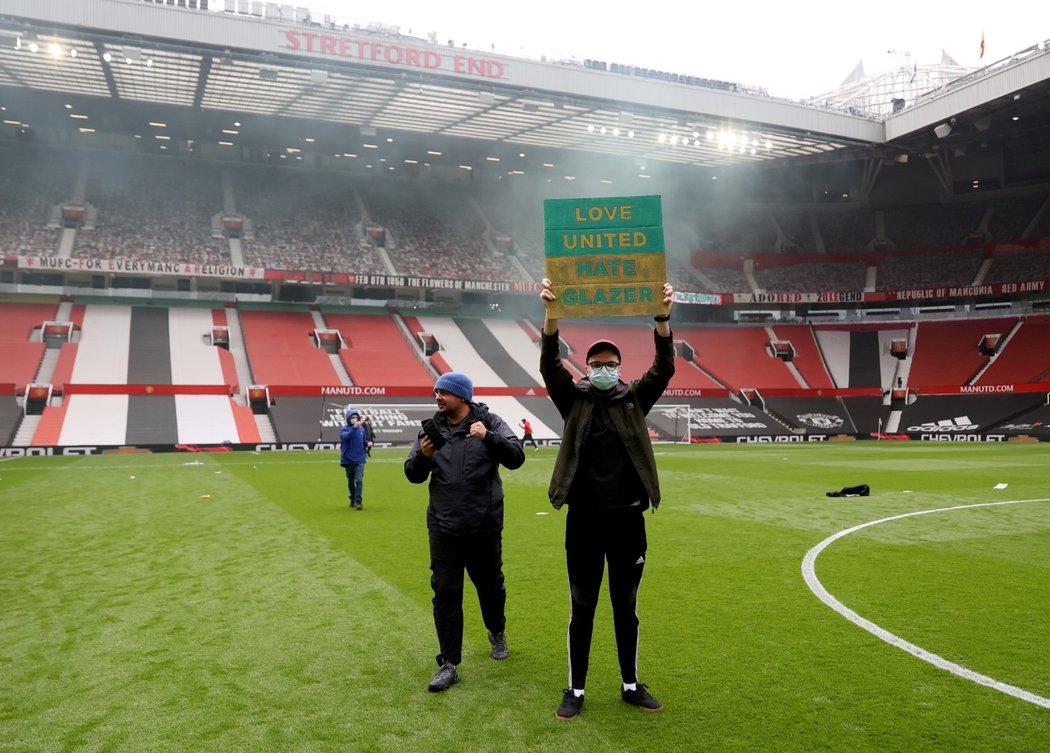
[301, 1, 1048, 100]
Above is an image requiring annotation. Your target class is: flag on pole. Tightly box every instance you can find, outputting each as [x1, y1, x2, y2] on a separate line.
[980, 30, 985, 59]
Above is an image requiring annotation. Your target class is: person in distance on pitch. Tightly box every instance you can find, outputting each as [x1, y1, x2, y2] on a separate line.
[539, 277, 675, 720]
[404, 371, 525, 692]
[339, 407, 370, 510]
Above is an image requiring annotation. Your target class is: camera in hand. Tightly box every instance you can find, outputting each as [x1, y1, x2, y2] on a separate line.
[421, 418, 446, 450]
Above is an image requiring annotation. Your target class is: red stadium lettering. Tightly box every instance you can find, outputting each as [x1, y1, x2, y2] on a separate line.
[405, 47, 421, 67]
[320, 35, 336, 55]
[285, 30, 301, 50]
[424, 50, 442, 68]
[384, 45, 404, 64]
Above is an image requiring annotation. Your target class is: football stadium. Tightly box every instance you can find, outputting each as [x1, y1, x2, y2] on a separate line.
[1, 2, 1049, 751]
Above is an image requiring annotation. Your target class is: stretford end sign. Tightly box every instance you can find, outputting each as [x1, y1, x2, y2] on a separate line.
[543, 195, 666, 318]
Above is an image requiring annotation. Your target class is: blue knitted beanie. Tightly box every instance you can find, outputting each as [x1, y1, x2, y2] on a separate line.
[434, 371, 473, 402]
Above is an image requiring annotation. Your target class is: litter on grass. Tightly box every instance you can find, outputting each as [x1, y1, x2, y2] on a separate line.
[994, 483, 1009, 489]
[199, 494, 211, 500]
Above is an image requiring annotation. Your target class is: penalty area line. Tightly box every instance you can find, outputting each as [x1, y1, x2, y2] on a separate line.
[802, 497, 1050, 709]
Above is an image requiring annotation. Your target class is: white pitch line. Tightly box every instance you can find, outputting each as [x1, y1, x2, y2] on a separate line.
[802, 498, 1050, 709]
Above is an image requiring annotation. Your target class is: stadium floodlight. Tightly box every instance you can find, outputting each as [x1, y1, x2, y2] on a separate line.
[933, 122, 952, 139]
[48, 43, 62, 58]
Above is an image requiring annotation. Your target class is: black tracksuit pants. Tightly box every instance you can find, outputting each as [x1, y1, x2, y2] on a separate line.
[429, 528, 507, 666]
[564, 504, 647, 689]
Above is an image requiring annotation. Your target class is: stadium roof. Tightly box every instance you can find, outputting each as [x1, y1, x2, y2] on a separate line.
[1, 0, 1049, 177]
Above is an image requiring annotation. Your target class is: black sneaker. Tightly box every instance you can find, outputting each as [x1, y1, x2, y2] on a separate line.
[555, 689, 584, 720]
[428, 661, 459, 692]
[487, 630, 509, 660]
[621, 683, 663, 712]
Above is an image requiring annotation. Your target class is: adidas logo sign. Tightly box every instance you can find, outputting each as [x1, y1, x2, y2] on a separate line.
[907, 416, 979, 432]
[635, 556, 645, 565]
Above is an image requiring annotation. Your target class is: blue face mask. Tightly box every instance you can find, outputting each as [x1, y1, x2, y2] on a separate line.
[588, 365, 620, 391]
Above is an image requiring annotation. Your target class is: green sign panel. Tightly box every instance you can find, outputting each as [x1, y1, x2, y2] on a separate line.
[544, 226, 665, 256]
[543, 195, 663, 231]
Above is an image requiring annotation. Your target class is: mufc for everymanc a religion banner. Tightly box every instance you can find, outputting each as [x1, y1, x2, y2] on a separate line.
[543, 195, 666, 319]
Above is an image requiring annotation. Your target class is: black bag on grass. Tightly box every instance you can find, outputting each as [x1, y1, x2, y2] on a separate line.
[826, 484, 870, 498]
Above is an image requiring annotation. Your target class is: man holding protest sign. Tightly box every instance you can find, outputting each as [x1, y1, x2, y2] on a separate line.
[538, 193, 676, 721]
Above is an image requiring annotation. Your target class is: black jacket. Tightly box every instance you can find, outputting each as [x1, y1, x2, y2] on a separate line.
[404, 402, 525, 534]
[540, 328, 675, 510]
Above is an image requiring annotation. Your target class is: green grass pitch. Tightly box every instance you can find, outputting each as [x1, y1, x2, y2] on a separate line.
[2, 443, 1049, 752]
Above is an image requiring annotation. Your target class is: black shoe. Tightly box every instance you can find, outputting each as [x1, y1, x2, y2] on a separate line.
[487, 630, 509, 660]
[621, 683, 663, 712]
[428, 661, 459, 692]
[556, 689, 584, 720]
[354, 501, 362, 510]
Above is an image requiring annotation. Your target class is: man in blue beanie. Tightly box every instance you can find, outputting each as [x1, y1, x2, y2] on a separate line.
[404, 370, 525, 692]
[339, 407, 371, 509]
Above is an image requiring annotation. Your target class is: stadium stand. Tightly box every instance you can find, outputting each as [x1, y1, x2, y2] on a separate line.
[695, 264, 751, 292]
[754, 260, 867, 293]
[875, 248, 984, 290]
[684, 326, 801, 389]
[361, 177, 517, 281]
[321, 311, 434, 386]
[234, 165, 386, 274]
[70, 305, 132, 383]
[415, 315, 505, 384]
[976, 315, 1050, 384]
[239, 309, 340, 385]
[883, 202, 989, 248]
[0, 146, 69, 256]
[0, 302, 55, 390]
[982, 249, 1050, 283]
[768, 324, 836, 388]
[816, 208, 876, 252]
[908, 318, 1018, 388]
[75, 154, 229, 265]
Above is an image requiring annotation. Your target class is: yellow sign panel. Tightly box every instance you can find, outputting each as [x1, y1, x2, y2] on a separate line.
[544, 254, 667, 319]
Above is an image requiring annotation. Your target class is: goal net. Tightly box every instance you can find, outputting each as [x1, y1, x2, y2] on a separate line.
[647, 403, 692, 443]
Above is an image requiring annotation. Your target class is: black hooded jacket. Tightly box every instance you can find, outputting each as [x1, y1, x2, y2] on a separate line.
[404, 401, 525, 534]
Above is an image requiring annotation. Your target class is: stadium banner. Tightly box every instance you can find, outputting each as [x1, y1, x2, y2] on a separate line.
[728, 281, 1048, 304]
[63, 384, 232, 395]
[869, 280, 1048, 302]
[281, 30, 507, 80]
[732, 291, 864, 304]
[268, 385, 550, 398]
[913, 383, 1050, 395]
[265, 270, 532, 291]
[543, 195, 667, 318]
[17, 255, 266, 280]
[673, 291, 723, 305]
[898, 393, 1046, 439]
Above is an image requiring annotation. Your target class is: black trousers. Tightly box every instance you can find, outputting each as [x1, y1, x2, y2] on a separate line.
[564, 505, 647, 689]
[429, 528, 506, 666]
